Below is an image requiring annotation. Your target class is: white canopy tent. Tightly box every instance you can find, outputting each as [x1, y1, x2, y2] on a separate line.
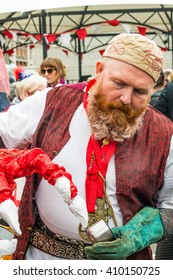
[0, 0, 172, 13]
[0, 1, 173, 80]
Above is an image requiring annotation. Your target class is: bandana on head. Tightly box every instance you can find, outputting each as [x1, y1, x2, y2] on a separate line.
[103, 33, 164, 83]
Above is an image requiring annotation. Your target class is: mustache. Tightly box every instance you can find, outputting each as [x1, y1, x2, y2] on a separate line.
[94, 93, 144, 124]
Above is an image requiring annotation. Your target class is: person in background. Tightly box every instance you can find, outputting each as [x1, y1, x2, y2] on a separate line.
[11, 72, 47, 105]
[5, 63, 16, 102]
[154, 70, 173, 122]
[0, 49, 10, 112]
[39, 57, 67, 87]
[149, 71, 165, 107]
[163, 68, 173, 85]
[0, 92, 10, 112]
[0, 33, 173, 261]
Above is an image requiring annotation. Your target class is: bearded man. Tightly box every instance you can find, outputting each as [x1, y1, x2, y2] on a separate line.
[0, 33, 173, 260]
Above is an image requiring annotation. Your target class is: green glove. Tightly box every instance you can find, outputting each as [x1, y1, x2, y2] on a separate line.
[85, 207, 164, 259]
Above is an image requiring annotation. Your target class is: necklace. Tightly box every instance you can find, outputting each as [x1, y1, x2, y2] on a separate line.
[79, 78, 117, 241]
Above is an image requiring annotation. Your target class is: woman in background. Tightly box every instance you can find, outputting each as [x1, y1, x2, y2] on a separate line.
[39, 57, 67, 87]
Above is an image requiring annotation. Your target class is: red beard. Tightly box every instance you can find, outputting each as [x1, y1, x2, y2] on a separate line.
[87, 83, 148, 142]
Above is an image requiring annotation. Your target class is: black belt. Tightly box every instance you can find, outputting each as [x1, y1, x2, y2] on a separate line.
[29, 211, 87, 259]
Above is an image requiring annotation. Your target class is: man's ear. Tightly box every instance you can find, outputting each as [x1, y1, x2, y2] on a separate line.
[95, 60, 104, 75]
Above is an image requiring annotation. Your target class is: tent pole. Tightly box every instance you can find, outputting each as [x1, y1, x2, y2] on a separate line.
[78, 38, 82, 81]
[41, 10, 47, 59]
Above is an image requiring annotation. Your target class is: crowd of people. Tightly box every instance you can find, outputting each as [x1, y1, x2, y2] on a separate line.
[0, 33, 173, 261]
[1, 56, 67, 111]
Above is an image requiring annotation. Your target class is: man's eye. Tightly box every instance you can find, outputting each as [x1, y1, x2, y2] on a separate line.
[114, 81, 123, 88]
[134, 89, 147, 96]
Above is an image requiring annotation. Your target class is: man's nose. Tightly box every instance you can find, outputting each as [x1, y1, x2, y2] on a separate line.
[119, 88, 133, 104]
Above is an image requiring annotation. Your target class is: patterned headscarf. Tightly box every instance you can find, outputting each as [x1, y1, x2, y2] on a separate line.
[103, 33, 164, 83]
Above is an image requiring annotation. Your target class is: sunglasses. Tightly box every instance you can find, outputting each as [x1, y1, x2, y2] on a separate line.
[41, 68, 55, 75]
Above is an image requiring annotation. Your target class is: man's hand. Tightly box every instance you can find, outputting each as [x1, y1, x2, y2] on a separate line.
[0, 239, 17, 258]
[85, 207, 164, 259]
[55, 176, 88, 229]
[0, 199, 21, 257]
[69, 195, 88, 230]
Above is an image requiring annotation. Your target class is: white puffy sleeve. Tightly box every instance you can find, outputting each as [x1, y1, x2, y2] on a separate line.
[0, 88, 49, 149]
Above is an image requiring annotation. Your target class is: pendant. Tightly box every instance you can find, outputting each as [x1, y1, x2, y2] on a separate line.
[78, 198, 113, 242]
[102, 139, 109, 145]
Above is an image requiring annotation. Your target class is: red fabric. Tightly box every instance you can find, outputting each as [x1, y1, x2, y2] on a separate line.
[137, 26, 147, 36]
[76, 28, 87, 40]
[0, 172, 13, 203]
[6, 49, 14, 56]
[107, 19, 120, 26]
[3, 30, 13, 39]
[45, 34, 56, 44]
[86, 135, 116, 212]
[33, 34, 42, 41]
[84, 79, 116, 211]
[14, 66, 24, 81]
[0, 147, 78, 204]
[99, 49, 105, 56]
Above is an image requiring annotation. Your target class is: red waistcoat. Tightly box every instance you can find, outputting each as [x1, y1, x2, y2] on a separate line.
[13, 83, 173, 260]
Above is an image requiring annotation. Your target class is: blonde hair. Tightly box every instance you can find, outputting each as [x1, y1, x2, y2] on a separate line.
[16, 73, 47, 101]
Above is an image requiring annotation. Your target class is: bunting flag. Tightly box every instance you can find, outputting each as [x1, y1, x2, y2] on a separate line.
[59, 33, 71, 44]
[30, 35, 39, 44]
[29, 44, 35, 49]
[44, 34, 57, 44]
[0, 23, 164, 59]
[99, 49, 105, 56]
[62, 49, 69, 56]
[76, 28, 87, 40]
[137, 26, 147, 36]
[107, 19, 120, 26]
[121, 23, 131, 33]
[160, 47, 167, 52]
[5, 49, 14, 56]
[33, 34, 42, 42]
[91, 24, 101, 32]
[3, 30, 13, 39]
[10, 31, 17, 42]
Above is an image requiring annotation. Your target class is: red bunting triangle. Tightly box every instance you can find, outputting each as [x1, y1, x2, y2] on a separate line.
[6, 49, 14, 56]
[99, 49, 105, 56]
[3, 30, 13, 39]
[107, 19, 120, 26]
[29, 44, 35, 49]
[45, 34, 57, 44]
[62, 50, 69, 56]
[33, 34, 42, 41]
[160, 47, 167, 52]
[76, 28, 87, 40]
[137, 26, 147, 36]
